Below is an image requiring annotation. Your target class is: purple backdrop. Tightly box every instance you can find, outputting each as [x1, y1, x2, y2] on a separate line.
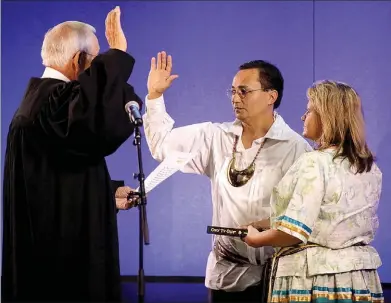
[2, 1, 390, 282]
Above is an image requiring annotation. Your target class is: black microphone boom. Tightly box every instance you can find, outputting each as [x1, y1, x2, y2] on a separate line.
[125, 101, 143, 126]
[124, 100, 149, 303]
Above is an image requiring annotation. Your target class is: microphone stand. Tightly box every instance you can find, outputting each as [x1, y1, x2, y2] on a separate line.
[129, 120, 149, 303]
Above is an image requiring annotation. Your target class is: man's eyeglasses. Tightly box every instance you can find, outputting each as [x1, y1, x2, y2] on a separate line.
[72, 51, 97, 61]
[227, 87, 268, 99]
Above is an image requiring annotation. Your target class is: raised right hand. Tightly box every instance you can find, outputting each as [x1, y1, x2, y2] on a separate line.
[105, 6, 127, 52]
[147, 51, 179, 99]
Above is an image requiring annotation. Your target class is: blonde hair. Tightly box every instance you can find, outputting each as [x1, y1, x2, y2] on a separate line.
[307, 80, 374, 173]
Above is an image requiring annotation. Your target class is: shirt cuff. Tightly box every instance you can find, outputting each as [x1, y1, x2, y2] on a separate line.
[274, 215, 311, 244]
[145, 94, 166, 113]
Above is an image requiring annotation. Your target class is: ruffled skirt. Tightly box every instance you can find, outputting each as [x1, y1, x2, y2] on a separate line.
[271, 269, 384, 303]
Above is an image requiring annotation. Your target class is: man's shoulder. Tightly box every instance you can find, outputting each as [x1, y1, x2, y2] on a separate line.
[202, 120, 236, 135]
[281, 124, 312, 151]
[30, 77, 82, 100]
[214, 121, 237, 130]
[26, 77, 73, 94]
[290, 130, 312, 148]
[14, 78, 75, 123]
[210, 119, 312, 152]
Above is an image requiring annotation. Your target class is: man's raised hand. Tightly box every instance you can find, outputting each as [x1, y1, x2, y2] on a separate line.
[105, 6, 127, 52]
[147, 51, 179, 99]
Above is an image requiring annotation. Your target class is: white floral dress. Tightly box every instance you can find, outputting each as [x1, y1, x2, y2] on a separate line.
[270, 149, 384, 303]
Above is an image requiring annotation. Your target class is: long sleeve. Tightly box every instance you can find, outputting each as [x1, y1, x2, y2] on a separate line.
[143, 95, 215, 177]
[36, 49, 142, 158]
[111, 180, 125, 195]
[111, 180, 125, 213]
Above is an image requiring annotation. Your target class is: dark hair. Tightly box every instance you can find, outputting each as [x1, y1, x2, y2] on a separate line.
[239, 60, 284, 109]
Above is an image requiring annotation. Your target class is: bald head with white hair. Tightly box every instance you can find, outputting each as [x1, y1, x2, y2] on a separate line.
[41, 21, 100, 80]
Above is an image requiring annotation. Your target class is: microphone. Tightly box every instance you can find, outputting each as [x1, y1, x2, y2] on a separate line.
[125, 101, 143, 126]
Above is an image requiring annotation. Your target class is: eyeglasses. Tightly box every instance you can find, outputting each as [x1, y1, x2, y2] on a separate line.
[72, 51, 97, 61]
[227, 87, 268, 99]
[84, 52, 97, 59]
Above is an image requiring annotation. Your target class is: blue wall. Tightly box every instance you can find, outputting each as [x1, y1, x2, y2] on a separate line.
[2, 1, 390, 281]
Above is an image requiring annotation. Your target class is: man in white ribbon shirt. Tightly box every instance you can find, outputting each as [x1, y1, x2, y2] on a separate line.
[143, 51, 312, 303]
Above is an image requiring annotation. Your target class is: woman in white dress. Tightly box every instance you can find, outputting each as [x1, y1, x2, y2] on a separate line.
[244, 80, 384, 303]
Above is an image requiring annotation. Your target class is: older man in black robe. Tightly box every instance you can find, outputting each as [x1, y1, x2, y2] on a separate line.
[2, 6, 140, 302]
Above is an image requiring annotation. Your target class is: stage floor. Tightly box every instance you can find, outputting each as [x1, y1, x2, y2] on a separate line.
[122, 282, 391, 303]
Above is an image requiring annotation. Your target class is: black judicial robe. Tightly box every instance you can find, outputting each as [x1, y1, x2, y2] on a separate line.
[2, 49, 142, 302]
